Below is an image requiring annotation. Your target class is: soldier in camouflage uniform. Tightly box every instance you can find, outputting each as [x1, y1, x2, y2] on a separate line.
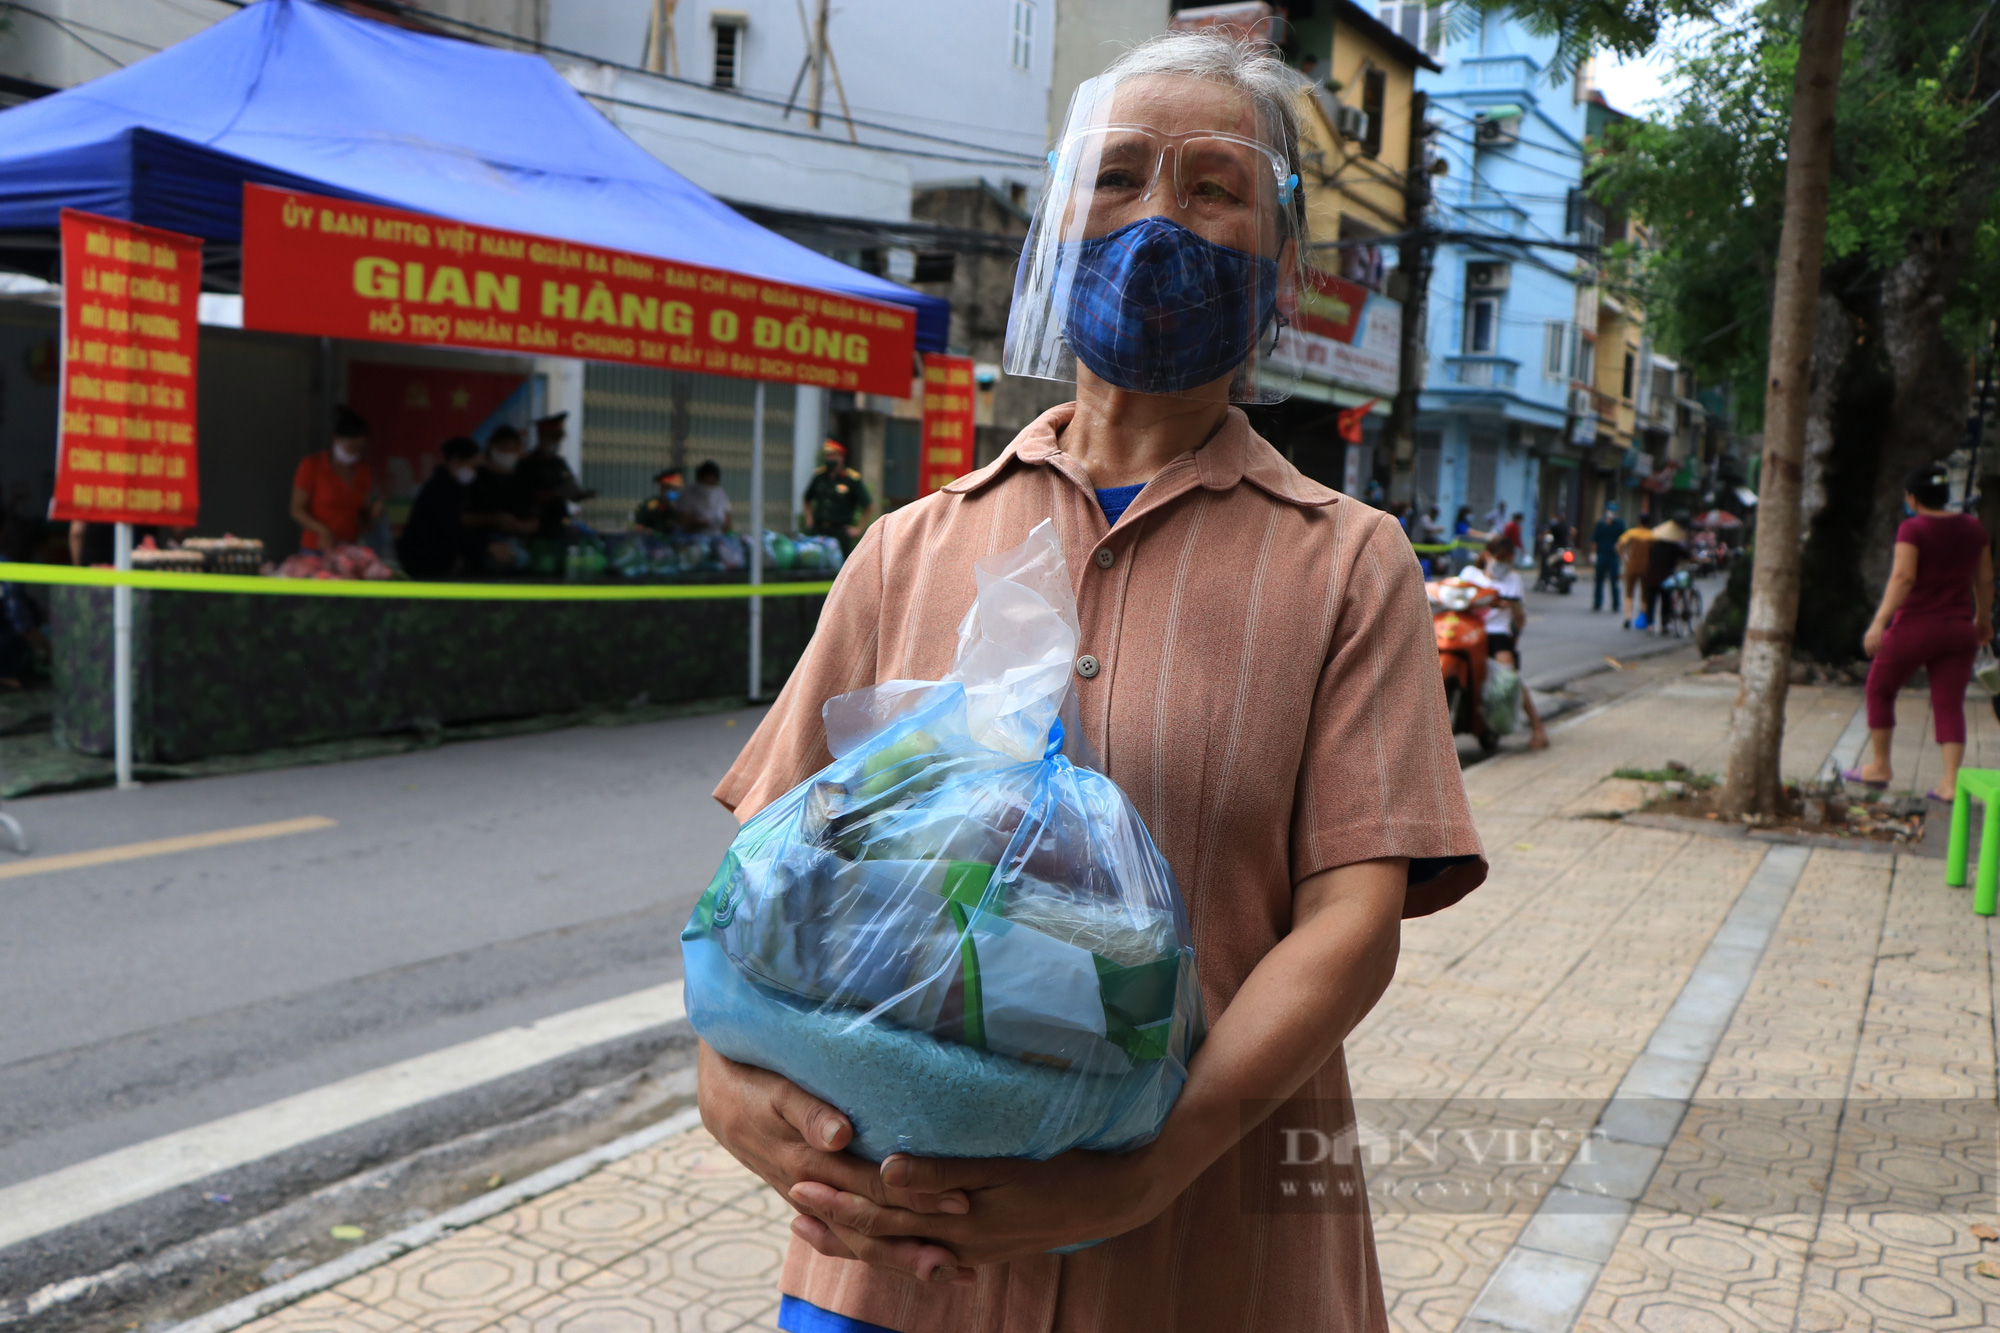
[801, 441, 872, 553]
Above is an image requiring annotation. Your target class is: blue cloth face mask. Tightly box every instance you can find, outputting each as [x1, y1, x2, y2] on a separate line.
[1060, 216, 1279, 395]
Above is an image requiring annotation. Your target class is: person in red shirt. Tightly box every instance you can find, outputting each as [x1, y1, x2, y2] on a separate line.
[290, 407, 381, 552]
[1852, 464, 1994, 801]
[1502, 511, 1523, 551]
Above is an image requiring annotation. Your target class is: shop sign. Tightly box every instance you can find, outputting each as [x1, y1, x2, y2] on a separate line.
[1267, 267, 1400, 396]
[920, 354, 975, 494]
[53, 209, 202, 527]
[241, 185, 917, 397]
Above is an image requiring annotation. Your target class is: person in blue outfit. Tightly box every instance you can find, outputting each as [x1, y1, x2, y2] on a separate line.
[1592, 502, 1625, 613]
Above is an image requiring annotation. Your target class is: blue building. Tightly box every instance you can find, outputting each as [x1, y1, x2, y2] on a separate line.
[1401, 6, 1598, 540]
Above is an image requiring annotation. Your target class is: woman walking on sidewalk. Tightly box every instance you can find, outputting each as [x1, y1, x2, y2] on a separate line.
[1850, 464, 1993, 801]
[697, 30, 1485, 1333]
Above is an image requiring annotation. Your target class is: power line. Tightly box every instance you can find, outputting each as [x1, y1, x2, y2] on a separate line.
[352, 0, 1046, 166]
[1432, 132, 1592, 187]
[1428, 103, 1588, 163]
[578, 88, 1041, 169]
[0, 2, 130, 69]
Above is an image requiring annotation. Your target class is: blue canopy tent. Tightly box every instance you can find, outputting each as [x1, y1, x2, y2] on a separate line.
[0, 0, 947, 349]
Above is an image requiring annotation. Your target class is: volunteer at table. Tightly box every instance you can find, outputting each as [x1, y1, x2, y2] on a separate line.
[290, 406, 381, 552]
[633, 467, 686, 534]
[698, 29, 1486, 1333]
[678, 459, 734, 535]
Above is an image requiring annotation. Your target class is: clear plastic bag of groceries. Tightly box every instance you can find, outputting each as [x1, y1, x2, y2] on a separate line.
[682, 520, 1204, 1162]
[1482, 660, 1523, 735]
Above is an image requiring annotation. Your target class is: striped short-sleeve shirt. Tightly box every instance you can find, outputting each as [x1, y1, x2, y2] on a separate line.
[716, 402, 1486, 1333]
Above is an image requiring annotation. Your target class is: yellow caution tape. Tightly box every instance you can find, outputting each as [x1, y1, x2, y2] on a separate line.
[0, 563, 835, 601]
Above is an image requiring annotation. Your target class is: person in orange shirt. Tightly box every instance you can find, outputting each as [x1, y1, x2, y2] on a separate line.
[290, 407, 382, 552]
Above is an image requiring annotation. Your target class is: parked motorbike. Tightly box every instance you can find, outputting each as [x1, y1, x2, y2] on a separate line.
[1429, 577, 1502, 752]
[1533, 546, 1577, 595]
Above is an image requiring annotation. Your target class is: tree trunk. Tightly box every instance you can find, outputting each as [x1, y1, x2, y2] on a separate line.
[1860, 246, 1974, 592]
[1854, 1, 2000, 595]
[1799, 288, 1854, 534]
[1720, 0, 1851, 817]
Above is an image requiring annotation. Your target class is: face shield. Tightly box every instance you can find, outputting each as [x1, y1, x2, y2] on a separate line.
[1004, 69, 1304, 404]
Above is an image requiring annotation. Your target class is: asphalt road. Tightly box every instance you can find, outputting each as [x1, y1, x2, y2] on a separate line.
[1512, 566, 1723, 690]
[0, 568, 1722, 1196]
[0, 709, 759, 1190]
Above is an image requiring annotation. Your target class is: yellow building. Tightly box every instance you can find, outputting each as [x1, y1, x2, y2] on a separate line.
[1165, 3, 1436, 479]
[1286, 3, 1441, 268]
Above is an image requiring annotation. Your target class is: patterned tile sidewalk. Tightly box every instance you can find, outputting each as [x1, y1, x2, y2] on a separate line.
[221, 659, 1999, 1333]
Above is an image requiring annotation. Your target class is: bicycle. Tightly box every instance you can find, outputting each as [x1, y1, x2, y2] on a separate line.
[1660, 569, 1702, 637]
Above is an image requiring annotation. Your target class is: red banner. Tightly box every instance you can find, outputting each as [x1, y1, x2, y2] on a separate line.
[53, 209, 203, 527]
[920, 354, 975, 494]
[346, 361, 526, 502]
[1294, 267, 1369, 343]
[241, 185, 916, 397]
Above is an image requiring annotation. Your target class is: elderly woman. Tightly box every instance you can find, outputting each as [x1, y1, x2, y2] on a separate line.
[699, 32, 1485, 1333]
[1850, 464, 1994, 801]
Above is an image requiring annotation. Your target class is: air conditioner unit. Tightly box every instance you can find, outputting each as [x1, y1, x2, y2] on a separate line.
[1570, 387, 1593, 415]
[1333, 104, 1369, 142]
[1474, 110, 1521, 146]
[1466, 261, 1511, 293]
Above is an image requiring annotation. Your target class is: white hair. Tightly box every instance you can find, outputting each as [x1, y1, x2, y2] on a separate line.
[1100, 29, 1306, 232]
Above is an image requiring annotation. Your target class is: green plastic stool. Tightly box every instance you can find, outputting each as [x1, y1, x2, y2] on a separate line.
[1944, 768, 2000, 915]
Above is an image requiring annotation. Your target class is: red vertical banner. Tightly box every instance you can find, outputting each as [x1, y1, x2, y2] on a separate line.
[920, 354, 975, 495]
[53, 209, 203, 527]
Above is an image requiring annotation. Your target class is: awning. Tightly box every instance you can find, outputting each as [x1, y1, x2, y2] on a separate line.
[0, 0, 947, 350]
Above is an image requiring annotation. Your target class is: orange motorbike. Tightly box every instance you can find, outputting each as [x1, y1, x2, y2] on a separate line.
[1428, 577, 1501, 751]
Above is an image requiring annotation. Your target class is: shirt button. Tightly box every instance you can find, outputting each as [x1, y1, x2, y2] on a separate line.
[1075, 654, 1101, 679]
[1095, 548, 1115, 569]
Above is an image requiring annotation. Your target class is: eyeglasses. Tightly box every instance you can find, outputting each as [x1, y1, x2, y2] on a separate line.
[1049, 124, 1298, 217]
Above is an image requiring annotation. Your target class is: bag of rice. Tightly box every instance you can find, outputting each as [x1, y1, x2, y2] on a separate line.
[683, 521, 1203, 1161]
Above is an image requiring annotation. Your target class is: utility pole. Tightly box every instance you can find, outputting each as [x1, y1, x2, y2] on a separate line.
[1386, 91, 1434, 506]
[808, 0, 830, 131]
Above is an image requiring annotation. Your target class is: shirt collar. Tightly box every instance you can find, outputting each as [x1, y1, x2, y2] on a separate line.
[943, 402, 1340, 509]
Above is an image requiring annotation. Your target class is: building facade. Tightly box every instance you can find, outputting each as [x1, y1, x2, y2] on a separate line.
[1171, 2, 1436, 490]
[1410, 8, 1594, 539]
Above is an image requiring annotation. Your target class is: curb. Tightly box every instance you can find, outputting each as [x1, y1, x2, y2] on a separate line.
[158, 1106, 706, 1333]
[1, 989, 692, 1308]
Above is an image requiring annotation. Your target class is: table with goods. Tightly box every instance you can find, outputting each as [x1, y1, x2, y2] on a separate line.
[47, 529, 838, 764]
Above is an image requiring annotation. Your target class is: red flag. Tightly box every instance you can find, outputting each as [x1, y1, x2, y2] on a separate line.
[1337, 398, 1380, 444]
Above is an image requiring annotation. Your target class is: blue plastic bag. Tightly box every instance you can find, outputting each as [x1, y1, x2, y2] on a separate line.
[683, 521, 1203, 1161]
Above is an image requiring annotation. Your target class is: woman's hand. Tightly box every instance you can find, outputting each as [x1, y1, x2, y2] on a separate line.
[787, 1145, 1167, 1275]
[1977, 616, 1993, 647]
[1863, 622, 1884, 659]
[696, 1043, 969, 1280]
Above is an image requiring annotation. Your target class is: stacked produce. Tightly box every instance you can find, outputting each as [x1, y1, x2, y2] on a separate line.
[569, 529, 838, 580]
[683, 522, 1201, 1161]
[129, 547, 204, 573]
[272, 544, 394, 580]
[179, 536, 265, 575]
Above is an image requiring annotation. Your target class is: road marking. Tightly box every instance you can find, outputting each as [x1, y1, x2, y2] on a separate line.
[0, 816, 337, 882]
[0, 981, 687, 1251]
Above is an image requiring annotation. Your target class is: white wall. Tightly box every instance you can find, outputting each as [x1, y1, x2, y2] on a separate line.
[549, 0, 1049, 201]
[1048, 0, 1172, 139]
[0, 0, 237, 91]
